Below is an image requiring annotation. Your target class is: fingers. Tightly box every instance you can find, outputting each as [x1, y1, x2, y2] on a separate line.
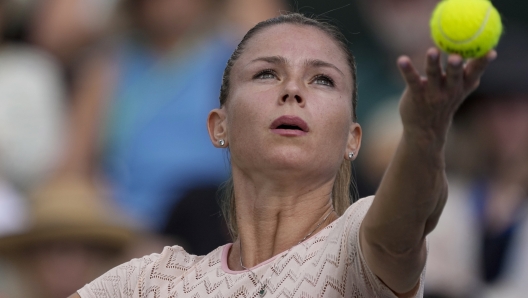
[397, 56, 422, 93]
[464, 50, 497, 90]
[446, 54, 464, 90]
[398, 49, 497, 99]
[425, 48, 442, 93]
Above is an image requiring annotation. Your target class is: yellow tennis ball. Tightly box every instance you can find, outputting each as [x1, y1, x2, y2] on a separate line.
[430, 0, 502, 58]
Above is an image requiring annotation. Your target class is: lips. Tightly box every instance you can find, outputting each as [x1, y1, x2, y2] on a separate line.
[270, 115, 309, 136]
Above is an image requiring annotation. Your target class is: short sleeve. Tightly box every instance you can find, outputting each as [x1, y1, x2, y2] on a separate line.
[78, 245, 205, 298]
[344, 196, 426, 298]
[77, 251, 162, 298]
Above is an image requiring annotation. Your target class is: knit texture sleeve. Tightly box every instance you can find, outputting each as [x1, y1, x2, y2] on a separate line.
[344, 196, 426, 298]
[77, 252, 156, 298]
[77, 245, 201, 298]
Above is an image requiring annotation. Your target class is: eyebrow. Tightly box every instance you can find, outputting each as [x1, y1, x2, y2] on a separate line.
[249, 56, 288, 65]
[304, 59, 344, 76]
[249, 56, 344, 76]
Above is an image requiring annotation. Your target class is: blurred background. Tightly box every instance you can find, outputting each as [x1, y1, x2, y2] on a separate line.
[0, 0, 525, 297]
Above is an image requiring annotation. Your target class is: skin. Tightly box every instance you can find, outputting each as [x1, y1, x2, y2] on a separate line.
[207, 23, 494, 295]
[361, 48, 494, 295]
[69, 22, 494, 298]
[208, 24, 361, 269]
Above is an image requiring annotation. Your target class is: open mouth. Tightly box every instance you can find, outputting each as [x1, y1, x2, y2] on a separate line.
[276, 124, 303, 131]
[270, 115, 309, 135]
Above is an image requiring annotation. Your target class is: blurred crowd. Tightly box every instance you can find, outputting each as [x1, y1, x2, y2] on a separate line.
[0, 0, 525, 297]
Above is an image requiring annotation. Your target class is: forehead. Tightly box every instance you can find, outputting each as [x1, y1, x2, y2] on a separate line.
[237, 23, 350, 73]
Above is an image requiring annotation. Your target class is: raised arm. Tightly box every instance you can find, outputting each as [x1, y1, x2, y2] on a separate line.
[360, 48, 496, 295]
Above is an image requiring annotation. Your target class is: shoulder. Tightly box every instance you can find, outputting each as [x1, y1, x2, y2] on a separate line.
[349, 196, 375, 210]
[342, 196, 375, 224]
[337, 195, 374, 244]
[342, 196, 423, 298]
[77, 245, 224, 298]
[323, 196, 374, 244]
[342, 196, 426, 297]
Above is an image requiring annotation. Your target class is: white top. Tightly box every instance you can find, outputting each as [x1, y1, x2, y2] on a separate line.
[78, 196, 426, 297]
[0, 45, 65, 188]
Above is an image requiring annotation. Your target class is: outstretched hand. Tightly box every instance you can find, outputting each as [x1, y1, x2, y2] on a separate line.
[397, 48, 496, 143]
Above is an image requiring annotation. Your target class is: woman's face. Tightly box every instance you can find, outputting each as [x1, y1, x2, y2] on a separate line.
[210, 24, 361, 181]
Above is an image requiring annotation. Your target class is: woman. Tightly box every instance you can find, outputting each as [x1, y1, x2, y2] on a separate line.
[71, 13, 495, 297]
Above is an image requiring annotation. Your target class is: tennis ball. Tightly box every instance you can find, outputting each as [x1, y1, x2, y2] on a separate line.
[430, 0, 502, 58]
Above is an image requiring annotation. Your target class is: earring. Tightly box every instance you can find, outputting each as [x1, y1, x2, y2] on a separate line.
[219, 139, 225, 147]
[348, 152, 354, 160]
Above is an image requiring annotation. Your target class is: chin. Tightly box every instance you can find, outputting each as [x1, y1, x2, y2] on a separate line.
[264, 147, 319, 172]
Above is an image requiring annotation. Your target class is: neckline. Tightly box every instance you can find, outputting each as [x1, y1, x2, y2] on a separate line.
[221, 243, 281, 274]
[220, 215, 341, 275]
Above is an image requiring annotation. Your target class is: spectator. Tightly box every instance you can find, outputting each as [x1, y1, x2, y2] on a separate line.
[58, 0, 239, 230]
[0, 178, 132, 298]
[425, 26, 528, 298]
[0, 1, 68, 294]
[28, 0, 121, 67]
[0, 177, 27, 297]
[0, 0, 66, 191]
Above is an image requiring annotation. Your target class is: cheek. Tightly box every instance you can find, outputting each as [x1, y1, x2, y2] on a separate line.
[228, 102, 260, 140]
[226, 84, 278, 134]
[314, 96, 352, 140]
[309, 101, 352, 173]
[226, 105, 270, 169]
[225, 91, 272, 151]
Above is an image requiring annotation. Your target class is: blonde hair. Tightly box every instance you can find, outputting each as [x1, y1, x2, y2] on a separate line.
[218, 13, 358, 239]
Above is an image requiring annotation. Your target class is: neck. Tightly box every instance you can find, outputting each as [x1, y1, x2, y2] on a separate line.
[227, 166, 339, 270]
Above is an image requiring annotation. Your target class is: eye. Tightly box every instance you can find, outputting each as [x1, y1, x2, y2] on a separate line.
[313, 74, 334, 87]
[254, 69, 277, 80]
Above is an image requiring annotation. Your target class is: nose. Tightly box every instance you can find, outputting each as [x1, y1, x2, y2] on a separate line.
[280, 78, 305, 106]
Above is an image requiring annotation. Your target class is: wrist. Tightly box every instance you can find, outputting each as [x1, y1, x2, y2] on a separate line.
[403, 125, 448, 146]
[402, 127, 447, 162]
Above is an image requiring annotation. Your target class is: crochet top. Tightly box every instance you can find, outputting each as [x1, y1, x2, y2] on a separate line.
[78, 196, 425, 297]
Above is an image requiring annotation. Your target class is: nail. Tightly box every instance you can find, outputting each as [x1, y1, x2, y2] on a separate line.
[450, 56, 463, 67]
[429, 51, 439, 61]
[487, 51, 497, 62]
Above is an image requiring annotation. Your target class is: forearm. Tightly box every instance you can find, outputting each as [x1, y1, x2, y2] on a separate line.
[360, 129, 448, 294]
[359, 48, 494, 296]
[365, 128, 448, 253]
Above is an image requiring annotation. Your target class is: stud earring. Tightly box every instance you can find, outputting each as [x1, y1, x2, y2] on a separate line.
[348, 152, 354, 159]
[219, 139, 225, 147]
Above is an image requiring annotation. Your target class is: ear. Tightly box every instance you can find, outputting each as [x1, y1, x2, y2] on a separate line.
[345, 122, 362, 161]
[207, 108, 228, 147]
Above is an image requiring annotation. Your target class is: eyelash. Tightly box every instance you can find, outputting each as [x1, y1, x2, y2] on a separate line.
[253, 70, 335, 87]
[313, 74, 334, 87]
[254, 69, 277, 79]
